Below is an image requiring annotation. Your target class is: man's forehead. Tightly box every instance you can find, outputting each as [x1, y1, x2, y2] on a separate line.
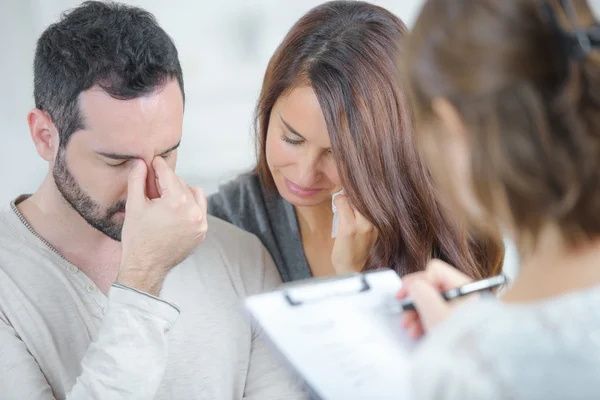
[76, 82, 184, 147]
[79, 81, 183, 122]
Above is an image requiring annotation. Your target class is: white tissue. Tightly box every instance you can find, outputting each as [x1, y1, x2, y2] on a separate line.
[331, 188, 345, 238]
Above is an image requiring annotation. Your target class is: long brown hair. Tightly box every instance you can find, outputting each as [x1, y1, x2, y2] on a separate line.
[255, 0, 504, 278]
[405, 0, 600, 251]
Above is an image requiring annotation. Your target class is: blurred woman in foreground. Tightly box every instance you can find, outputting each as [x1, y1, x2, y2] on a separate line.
[400, 0, 600, 398]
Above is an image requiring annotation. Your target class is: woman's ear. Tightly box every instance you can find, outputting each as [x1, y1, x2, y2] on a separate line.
[28, 109, 60, 162]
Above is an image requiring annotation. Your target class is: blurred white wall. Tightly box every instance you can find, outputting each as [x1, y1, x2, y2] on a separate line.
[0, 0, 519, 277]
[0, 0, 424, 199]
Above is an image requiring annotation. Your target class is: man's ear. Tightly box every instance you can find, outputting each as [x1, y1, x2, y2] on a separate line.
[27, 109, 60, 162]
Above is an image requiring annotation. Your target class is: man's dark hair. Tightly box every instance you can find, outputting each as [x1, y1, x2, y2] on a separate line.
[34, 1, 184, 147]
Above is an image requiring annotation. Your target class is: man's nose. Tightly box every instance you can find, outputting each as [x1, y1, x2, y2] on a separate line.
[144, 160, 160, 199]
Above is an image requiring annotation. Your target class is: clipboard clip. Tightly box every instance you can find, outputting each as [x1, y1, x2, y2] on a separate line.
[283, 274, 371, 306]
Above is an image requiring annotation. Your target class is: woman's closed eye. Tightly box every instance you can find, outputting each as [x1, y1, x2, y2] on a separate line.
[281, 134, 304, 145]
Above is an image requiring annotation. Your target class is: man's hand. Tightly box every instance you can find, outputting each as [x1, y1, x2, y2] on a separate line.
[117, 157, 208, 296]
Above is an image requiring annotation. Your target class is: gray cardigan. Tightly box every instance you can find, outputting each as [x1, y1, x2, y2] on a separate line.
[208, 173, 312, 283]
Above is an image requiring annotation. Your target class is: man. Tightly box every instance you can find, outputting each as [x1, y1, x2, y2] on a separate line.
[0, 2, 304, 399]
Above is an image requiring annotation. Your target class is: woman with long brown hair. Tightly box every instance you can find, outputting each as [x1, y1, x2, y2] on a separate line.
[208, 0, 503, 282]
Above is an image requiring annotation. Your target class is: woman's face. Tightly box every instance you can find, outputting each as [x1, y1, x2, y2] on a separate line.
[266, 85, 343, 207]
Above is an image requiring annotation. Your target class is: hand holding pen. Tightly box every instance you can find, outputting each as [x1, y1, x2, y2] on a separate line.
[396, 260, 506, 339]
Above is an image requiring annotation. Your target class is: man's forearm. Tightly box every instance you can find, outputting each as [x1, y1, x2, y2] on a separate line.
[68, 284, 179, 399]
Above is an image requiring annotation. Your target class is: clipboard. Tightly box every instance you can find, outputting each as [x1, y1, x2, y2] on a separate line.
[245, 269, 415, 400]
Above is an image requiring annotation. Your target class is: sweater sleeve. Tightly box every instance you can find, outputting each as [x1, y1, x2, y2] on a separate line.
[410, 342, 500, 400]
[409, 301, 509, 400]
[0, 283, 179, 400]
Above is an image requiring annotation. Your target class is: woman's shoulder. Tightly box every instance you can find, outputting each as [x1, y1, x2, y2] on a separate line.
[210, 173, 263, 200]
[207, 172, 269, 226]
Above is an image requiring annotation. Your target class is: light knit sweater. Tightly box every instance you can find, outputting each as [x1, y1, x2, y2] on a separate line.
[0, 197, 306, 400]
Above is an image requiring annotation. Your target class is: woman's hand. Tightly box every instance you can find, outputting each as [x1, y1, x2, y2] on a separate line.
[397, 259, 474, 339]
[331, 194, 378, 274]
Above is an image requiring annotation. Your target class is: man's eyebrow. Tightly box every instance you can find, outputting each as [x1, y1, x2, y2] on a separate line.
[157, 141, 181, 156]
[97, 141, 181, 160]
[279, 114, 306, 140]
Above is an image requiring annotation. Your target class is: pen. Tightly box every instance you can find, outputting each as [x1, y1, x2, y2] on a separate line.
[397, 274, 507, 311]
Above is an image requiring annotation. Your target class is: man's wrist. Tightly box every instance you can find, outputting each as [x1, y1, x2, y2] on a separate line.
[116, 265, 167, 297]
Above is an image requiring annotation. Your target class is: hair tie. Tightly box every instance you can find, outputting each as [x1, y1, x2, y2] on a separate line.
[543, 0, 600, 61]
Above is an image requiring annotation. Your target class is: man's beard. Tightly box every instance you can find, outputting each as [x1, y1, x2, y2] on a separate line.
[53, 150, 126, 241]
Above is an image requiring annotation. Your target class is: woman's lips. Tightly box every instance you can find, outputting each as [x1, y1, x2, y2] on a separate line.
[284, 178, 324, 197]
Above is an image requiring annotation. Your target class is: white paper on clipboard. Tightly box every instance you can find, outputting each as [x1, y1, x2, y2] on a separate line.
[245, 269, 416, 400]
